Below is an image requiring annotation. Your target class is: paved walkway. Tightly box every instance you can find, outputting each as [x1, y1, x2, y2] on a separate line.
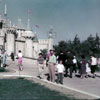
[0, 59, 100, 99]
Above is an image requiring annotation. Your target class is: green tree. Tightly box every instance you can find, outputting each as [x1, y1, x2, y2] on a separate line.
[95, 33, 100, 57]
[40, 49, 47, 59]
[54, 34, 100, 58]
[54, 41, 68, 55]
[72, 34, 80, 55]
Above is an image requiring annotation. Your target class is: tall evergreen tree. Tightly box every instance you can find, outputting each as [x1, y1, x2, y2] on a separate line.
[73, 34, 80, 55]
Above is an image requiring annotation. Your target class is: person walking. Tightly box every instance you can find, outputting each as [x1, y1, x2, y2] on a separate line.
[56, 60, 65, 84]
[37, 53, 44, 79]
[72, 56, 77, 74]
[80, 55, 87, 78]
[65, 50, 74, 78]
[3, 51, 7, 67]
[90, 55, 97, 78]
[86, 62, 91, 78]
[48, 49, 56, 82]
[11, 52, 14, 61]
[18, 50, 23, 71]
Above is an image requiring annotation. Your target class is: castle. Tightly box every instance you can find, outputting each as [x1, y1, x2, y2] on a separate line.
[0, 4, 53, 58]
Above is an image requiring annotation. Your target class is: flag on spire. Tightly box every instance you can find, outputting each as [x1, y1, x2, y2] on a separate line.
[28, 9, 31, 14]
[35, 24, 39, 28]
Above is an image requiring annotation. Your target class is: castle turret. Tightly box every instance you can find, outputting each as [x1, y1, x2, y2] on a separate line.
[23, 30, 34, 58]
[48, 28, 53, 52]
[6, 27, 16, 55]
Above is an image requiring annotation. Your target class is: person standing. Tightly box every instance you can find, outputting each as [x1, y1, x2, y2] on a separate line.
[3, 51, 7, 67]
[48, 49, 56, 82]
[46, 50, 52, 67]
[0, 51, 3, 67]
[90, 55, 97, 78]
[65, 50, 74, 78]
[86, 62, 91, 78]
[72, 56, 77, 74]
[11, 52, 14, 61]
[37, 53, 44, 79]
[18, 50, 23, 71]
[80, 55, 87, 78]
[56, 60, 65, 84]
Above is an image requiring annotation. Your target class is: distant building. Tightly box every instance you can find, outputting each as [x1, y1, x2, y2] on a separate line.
[0, 4, 53, 58]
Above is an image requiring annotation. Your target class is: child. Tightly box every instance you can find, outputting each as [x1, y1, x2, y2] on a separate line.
[37, 53, 44, 79]
[56, 60, 65, 84]
[86, 62, 91, 78]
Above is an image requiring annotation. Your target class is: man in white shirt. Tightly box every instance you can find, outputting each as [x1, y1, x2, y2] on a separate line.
[56, 60, 65, 84]
[73, 56, 77, 73]
[90, 55, 97, 78]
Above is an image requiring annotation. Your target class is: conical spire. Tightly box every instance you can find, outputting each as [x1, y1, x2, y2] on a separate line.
[49, 25, 53, 38]
[27, 18, 31, 30]
[27, 9, 31, 30]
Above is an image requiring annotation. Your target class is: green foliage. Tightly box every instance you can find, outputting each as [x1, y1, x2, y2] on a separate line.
[54, 34, 100, 57]
[54, 41, 68, 55]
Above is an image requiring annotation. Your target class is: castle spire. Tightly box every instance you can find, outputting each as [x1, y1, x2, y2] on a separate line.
[48, 26, 53, 51]
[27, 9, 31, 30]
[4, 4, 7, 15]
[0, 0, 2, 20]
[49, 25, 53, 38]
[27, 18, 30, 30]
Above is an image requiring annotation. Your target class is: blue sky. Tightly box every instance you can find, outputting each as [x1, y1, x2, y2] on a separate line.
[0, 0, 100, 44]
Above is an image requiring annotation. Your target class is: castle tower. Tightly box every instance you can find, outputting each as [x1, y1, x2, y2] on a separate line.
[48, 28, 53, 52]
[23, 30, 34, 58]
[6, 27, 16, 56]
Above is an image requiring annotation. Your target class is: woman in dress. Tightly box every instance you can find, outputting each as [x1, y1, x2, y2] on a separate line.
[18, 50, 23, 71]
[80, 55, 87, 78]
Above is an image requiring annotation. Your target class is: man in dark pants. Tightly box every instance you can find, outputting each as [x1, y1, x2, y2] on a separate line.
[65, 50, 74, 78]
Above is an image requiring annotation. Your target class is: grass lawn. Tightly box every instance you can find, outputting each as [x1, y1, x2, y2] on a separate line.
[0, 79, 75, 100]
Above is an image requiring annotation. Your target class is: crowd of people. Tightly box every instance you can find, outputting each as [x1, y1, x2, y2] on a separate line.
[37, 49, 99, 85]
[0, 48, 99, 85]
[0, 49, 23, 72]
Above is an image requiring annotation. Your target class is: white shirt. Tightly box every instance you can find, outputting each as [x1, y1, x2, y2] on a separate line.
[91, 57, 97, 65]
[56, 64, 65, 73]
[73, 58, 77, 64]
[18, 53, 22, 58]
